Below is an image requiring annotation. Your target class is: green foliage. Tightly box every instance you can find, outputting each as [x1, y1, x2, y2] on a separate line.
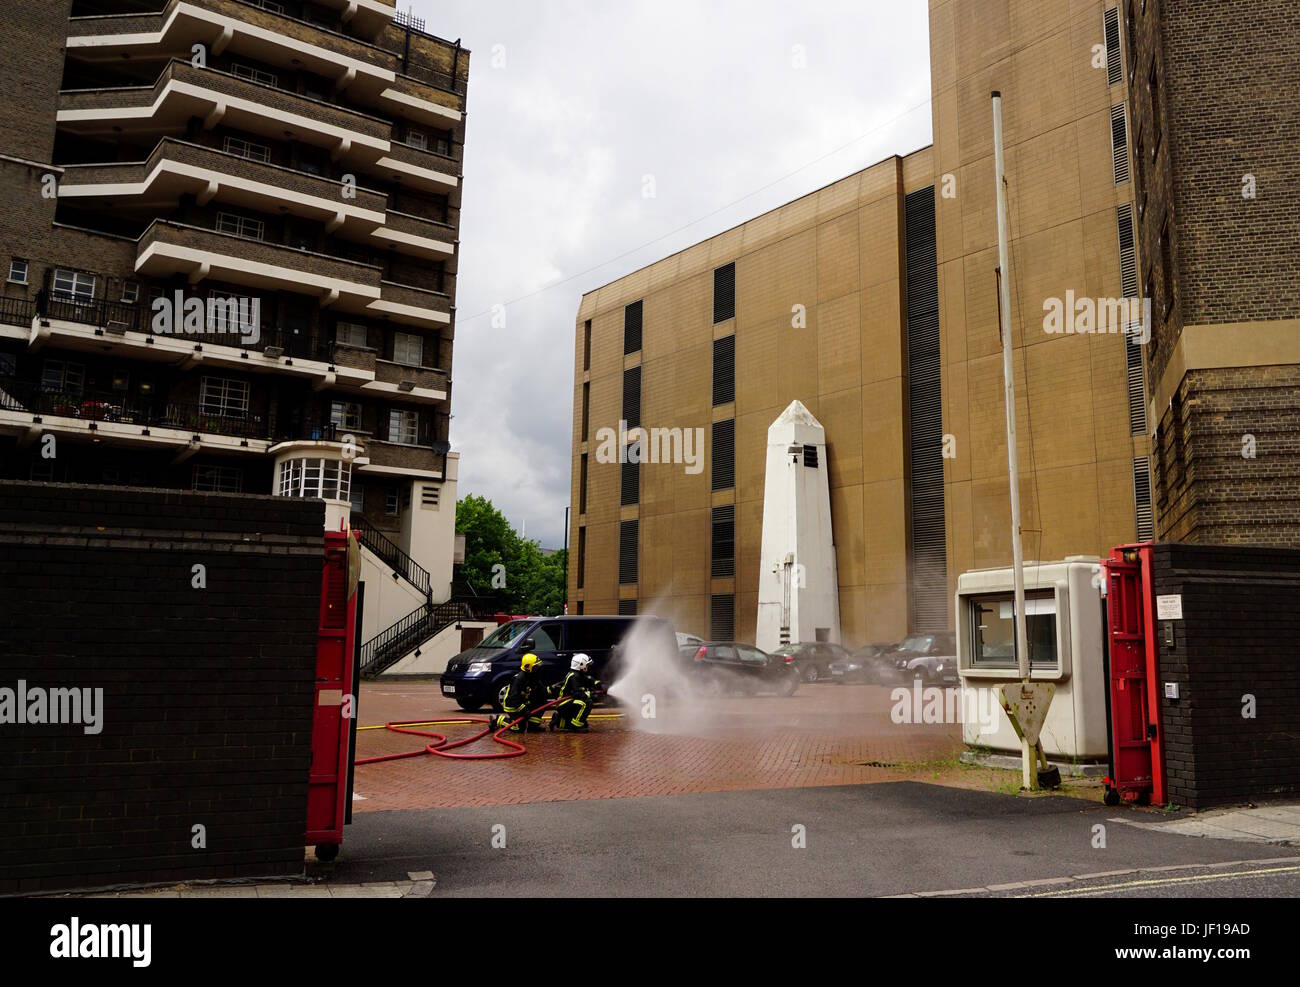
[455, 494, 567, 616]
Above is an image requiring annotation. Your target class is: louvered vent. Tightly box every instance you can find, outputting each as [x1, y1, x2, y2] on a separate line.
[710, 594, 735, 641]
[1126, 335, 1147, 436]
[1116, 204, 1138, 298]
[622, 366, 641, 429]
[624, 300, 642, 354]
[712, 418, 735, 491]
[1133, 457, 1154, 541]
[621, 444, 640, 506]
[1104, 8, 1123, 85]
[711, 505, 735, 579]
[904, 186, 948, 632]
[618, 519, 638, 584]
[1111, 104, 1130, 184]
[713, 334, 735, 406]
[617, 599, 637, 616]
[803, 445, 819, 468]
[713, 262, 736, 324]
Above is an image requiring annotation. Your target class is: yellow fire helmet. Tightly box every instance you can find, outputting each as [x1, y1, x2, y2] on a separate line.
[520, 653, 541, 672]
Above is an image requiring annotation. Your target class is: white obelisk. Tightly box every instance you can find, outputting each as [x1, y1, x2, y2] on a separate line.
[755, 400, 841, 652]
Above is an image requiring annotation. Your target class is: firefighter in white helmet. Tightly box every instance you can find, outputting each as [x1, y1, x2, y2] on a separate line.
[548, 653, 599, 732]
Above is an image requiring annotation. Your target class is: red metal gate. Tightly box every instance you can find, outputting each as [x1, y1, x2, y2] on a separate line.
[1102, 543, 1165, 805]
[306, 530, 360, 859]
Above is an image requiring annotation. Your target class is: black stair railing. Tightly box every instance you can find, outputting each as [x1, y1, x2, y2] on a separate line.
[359, 600, 469, 678]
[350, 513, 431, 598]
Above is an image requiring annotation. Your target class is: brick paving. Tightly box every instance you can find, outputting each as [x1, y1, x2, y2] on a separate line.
[351, 681, 965, 811]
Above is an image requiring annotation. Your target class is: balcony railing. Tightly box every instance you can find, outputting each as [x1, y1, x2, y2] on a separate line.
[0, 378, 269, 440]
[0, 296, 36, 328]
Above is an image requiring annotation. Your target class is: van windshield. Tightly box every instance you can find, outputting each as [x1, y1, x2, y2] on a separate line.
[477, 621, 534, 649]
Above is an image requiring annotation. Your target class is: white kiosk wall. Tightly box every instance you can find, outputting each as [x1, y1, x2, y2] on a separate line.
[955, 558, 1110, 761]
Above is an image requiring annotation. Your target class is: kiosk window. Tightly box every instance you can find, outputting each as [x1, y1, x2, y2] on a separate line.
[970, 591, 1058, 669]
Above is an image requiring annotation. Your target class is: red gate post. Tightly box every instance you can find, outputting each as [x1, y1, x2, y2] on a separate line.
[306, 530, 360, 860]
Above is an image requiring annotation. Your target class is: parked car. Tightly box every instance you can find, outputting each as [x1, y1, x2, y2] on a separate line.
[771, 641, 854, 682]
[828, 642, 900, 684]
[439, 615, 674, 712]
[682, 642, 800, 697]
[892, 632, 959, 686]
[676, 632, 704, 649]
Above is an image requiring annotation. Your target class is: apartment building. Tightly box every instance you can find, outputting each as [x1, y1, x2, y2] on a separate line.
[570, 0, 1298, 647]
[0, 0, 470, 667]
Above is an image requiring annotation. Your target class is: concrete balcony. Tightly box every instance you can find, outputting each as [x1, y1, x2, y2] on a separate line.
[66, 0, 467, 114]
[372, 209, 455, 260]
[371, 280, 451, 329]
[59, 137, 388, 238]
[136, 220, 385, 314]
[373, 139, 460, 193]
[57, 60, 391, 165]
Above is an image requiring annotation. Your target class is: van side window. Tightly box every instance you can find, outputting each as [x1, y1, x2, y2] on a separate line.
[531, 622, 564, 652]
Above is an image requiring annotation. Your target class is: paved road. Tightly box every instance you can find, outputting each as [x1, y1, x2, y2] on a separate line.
[328, 782, 1300, 897]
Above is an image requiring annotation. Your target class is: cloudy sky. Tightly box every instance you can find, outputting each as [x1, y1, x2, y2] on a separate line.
[411, 0, 932, 548]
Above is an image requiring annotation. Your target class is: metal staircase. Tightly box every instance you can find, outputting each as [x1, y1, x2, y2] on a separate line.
[350, 513, 431, 599]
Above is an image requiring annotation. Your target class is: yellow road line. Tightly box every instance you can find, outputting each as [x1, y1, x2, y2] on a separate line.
[1021, 864, 1300, 897]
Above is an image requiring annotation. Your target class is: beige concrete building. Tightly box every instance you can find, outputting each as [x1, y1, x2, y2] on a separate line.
[569, 1, 1170, 646]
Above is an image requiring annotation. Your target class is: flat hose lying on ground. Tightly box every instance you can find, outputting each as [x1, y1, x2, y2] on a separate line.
[354, 701, 621, 764]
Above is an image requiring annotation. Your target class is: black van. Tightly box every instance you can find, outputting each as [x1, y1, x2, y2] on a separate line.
[439, 615, 672, 712]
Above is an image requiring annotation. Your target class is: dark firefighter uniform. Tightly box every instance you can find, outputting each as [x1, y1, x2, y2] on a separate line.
[495, 653, 547, 732]
[548, 657, 600, 732]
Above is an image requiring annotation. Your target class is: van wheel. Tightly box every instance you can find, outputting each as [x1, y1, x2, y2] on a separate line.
[494, 680, 512, 712]
[456, 699, 484, 713]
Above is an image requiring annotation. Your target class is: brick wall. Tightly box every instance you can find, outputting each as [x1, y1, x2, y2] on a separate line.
[1154, 366, 1300, 545]
[0, 0, 71, 165]
[1153, 542, 1300, 808]
[0, 481, 323, 893]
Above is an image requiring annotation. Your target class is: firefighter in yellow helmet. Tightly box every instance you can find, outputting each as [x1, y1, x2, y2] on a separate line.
[495, 653, 548, 732]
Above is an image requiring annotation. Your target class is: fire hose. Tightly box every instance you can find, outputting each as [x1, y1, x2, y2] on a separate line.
[356, 698, 616, 764]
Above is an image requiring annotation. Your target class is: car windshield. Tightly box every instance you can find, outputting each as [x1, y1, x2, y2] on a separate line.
[895, 635, 934, 652]
[477, 621, 534, 649]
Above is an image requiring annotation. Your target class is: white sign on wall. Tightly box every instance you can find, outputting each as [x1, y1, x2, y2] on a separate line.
[1156, 594, 1183, 620]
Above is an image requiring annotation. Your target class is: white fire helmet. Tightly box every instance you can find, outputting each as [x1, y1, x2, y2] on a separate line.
[571, 653, 593, 672]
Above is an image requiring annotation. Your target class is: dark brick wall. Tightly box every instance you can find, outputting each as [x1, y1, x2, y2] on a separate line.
[0, 481, 323, 893]
[1153, 542, 1300, 808]
[0, 0, 72, 165]
[1154, 366, 1300, 545]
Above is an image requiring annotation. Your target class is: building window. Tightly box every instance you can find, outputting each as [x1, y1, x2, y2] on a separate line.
[712, 334, 735, 406]
[1135, 130, 1146, 215]
[622, 366, 641, 430]
[232, 63, 278, 88]
[576, 526, 586, 588]
[713, 262, 736, 323]
[41, 359, 85, 395]
[1125, 1, 1138, 83]
[393, 331, 423, 367]
[206, 293, 256, 334]
[579, 453, 588, 515]
[385, 487, 400, 516]
[710, 594, 735, 641]
[0, 353, 15, 377]
[405, 129, 428, 151]
[968, 591, 1059, 670]
[7, 258, 27, 285]
[51, 268, 95, 304]
[1159, 217, 1174, 320]
[623, 300, 642, 355]
[330, 401, 362, 431]
[582, 318, 591, 372]
[223, 136, 272, 163]
[192, 464, 243, 493]
[336, 322, 369, 348]
[711, 505, 735, 578]
[711, 418, 735, 491]
[1148, 58, 1162, 158]
[216, 212, 265, 241]
[349, 482, 365, 514]
[199, 376, 250, 418]
[581, 382, 590, 441]
[278, 457, 350, 501]
[388, 409, 419, 445]
[618, 519, 638, 585]
[121, 281, 140, 304]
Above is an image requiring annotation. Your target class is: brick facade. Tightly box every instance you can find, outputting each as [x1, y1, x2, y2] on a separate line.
[0, 481, 323, 893]
[1153, 542, 1300, 808]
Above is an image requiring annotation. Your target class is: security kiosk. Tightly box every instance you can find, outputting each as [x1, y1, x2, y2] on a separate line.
[956, 557, 1109, 762]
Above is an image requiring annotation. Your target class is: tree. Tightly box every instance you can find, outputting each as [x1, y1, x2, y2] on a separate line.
[455, 494, 567, 615]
